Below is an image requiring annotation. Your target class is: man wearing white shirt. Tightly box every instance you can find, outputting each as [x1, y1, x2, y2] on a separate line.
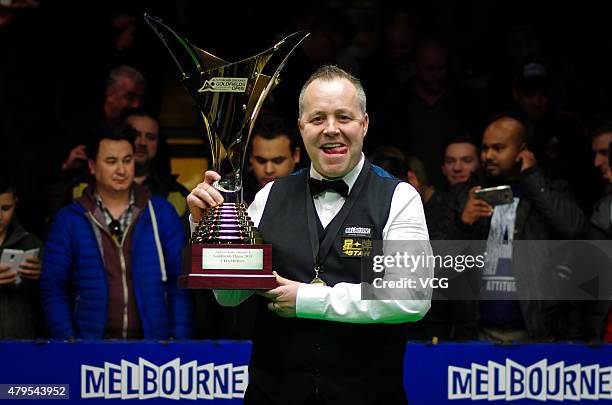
[187, 66, 432, 405]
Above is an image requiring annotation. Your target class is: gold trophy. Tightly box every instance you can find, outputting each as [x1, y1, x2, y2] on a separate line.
[145, 14, 307, 288]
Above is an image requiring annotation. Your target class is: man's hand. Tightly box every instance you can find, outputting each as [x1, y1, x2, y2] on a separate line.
[19, 256, 41, 280]
[259, 271, 301, 318]
[186, 171, 225, 222]
[62, 145, 87, 171]
[0, 263, 17, 285]
[460, 186, 493, 226]
[516, 150, 536, 172]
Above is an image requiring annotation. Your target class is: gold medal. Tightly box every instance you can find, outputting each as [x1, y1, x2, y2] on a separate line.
[310, 266, 326, 286]
[310, 277, 327, 286]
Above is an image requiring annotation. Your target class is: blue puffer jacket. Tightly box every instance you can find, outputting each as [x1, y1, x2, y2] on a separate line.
[41, 194, 192, 340]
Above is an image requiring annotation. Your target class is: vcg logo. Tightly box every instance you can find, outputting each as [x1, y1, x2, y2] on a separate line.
[81, 358, 248, 400]
[448, 359, 612, 401]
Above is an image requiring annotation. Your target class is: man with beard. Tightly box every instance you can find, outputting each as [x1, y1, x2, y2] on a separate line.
[446, 116, 585, 342]
[126, 110, 189, 218]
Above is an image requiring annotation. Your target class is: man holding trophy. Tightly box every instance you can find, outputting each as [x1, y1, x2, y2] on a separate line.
[145, 14, 431, 404]
[187, 66, 432, 404]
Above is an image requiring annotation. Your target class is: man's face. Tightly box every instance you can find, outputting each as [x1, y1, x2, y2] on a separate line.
[0, 192, 17, 238]
[513, 88, 550, 120]
[441, 142, 480, 185]
[128, 115, 159, 166]
[415, 46, 448, 94]
[481, 125, 524, 179]
[88, 139, 134, 194]
[298, 78, 368, 179]
[106, 77, 144, 119]
[249, 135, 300, 188]
[592, 133, 612, 182]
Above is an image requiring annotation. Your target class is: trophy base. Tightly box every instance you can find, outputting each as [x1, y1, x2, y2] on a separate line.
[179, 243, 275, 290]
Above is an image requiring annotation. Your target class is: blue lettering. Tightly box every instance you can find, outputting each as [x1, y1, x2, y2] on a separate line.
[510, 365, 524, 396]
[143, 364, 158, 395]
[547, 366, 562, 397]
[492, 367, 504, 397]
[600, 369, 611, 397]
[181, 367, 194, 396]
[214, 367, 230, 394]
[233, 368, 246, 396]
[452, 371, 470, 395]
[161, 367, 176, 395]
[107, 367, 121, 395]
[581, 368, 597, 397]
[564, 369, 578, 397]
[474, 368, 487, 396]
[85, 369, 103, 394]
[198, 368, 211, 396]
[528, 368, 543, 397]
[125, 366, 138, 396]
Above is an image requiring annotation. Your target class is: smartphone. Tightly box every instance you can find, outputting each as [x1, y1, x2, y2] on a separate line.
[1, 249, 24, 284]
[1, 249, 24, 271]
[474, 185, 513, 206]
[23, 248, 40, 260]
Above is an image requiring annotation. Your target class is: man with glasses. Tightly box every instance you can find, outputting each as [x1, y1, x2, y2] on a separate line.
[41, 122, 191, 340]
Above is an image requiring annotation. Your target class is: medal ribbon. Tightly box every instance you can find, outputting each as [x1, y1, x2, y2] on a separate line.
[305, 160, 371, 285]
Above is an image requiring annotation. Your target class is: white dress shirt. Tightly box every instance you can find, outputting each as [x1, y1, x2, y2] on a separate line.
[192, 154, 433, 323]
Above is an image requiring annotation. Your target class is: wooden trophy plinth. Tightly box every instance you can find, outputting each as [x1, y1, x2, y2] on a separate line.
[179, 243, 275, 289]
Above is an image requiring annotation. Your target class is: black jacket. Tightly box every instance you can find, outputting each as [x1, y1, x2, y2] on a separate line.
[445, 167, 586, 340]
[0, 219, 44, 339]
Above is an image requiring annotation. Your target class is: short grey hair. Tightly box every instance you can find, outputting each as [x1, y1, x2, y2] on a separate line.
[298, 65, 366, 117]
[106, 65, 146, 91]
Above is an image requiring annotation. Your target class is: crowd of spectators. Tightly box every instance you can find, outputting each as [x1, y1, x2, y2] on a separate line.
[2, 1, 612, 343]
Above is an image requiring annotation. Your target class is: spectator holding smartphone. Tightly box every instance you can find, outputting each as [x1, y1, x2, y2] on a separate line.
[445, 116, 586, 342]
[0, 175, 44, 339]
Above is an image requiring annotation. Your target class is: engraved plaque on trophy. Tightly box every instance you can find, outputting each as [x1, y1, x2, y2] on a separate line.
[145, 14, 308, 289]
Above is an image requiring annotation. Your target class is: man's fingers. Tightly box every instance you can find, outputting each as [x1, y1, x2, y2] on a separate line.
[187, 184, 225, 218]
[0, 271, 16, 281]
[187, 190, 214, 210]
[18, 269, 40, 279]
[0, 275, 17, 285]
[468, 186, 481, 198]
[267, 301, 291, 317]
[259, 287, 281, 301]
[19, 262, 41, 271]
[473, 200, 493, 211]
[194, 183, 224, 206]
[204, 170, 222, 185]
[274, 271, 290, 285]
[478, 207, 493, 216]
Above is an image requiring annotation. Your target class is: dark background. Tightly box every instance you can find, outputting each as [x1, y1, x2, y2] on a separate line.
[1, 0, 610, 236]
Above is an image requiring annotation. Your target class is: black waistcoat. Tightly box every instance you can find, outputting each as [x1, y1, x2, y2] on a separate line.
[250, 160, 407, 405]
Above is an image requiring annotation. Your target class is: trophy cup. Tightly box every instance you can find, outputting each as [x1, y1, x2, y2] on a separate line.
[144, 14, 308, 289]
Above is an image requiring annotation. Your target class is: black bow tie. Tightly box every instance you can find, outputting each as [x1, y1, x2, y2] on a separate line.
[308, 177, 349, 197]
